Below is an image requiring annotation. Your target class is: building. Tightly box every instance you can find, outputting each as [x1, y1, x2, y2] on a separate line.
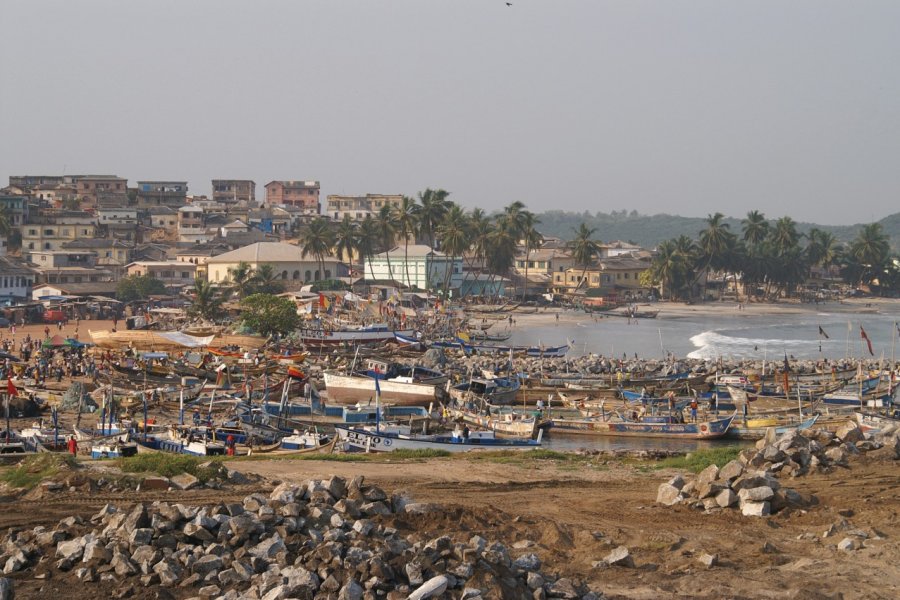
[32, 282, 118, 300]
[212, 179, 256, 205]
[264, 180, 320, 213]
[175, 242, 229, 279]
[365, 245, 459, 292]
[0, 256, 37, 301]
[61, 239, 133, 267]
[21, 213, 97, 252]
[247, 208, 292, 235]
[205, 242, 346, 285]
[551, 256, 651, 297]
[135, 181, 188, 209]
[0, 195, 29, 228]
[8, 175, 70, 189]
[177, 205, 210, 243]
[74, 175, 128, 207]
[125, 261, 198, 286]
[325, 194, 402, 221]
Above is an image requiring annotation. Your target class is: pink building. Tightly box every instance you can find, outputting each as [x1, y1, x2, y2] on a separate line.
[264, 180, 320, 214]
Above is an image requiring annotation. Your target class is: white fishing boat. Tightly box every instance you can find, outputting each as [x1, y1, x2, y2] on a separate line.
[324, 359, 447, 405]
[280, 430, 331, 450]
[335, 424, 542, 453]
[299, 324, 416, 347]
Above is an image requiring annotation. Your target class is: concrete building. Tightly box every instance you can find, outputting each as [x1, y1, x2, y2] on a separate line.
[75, 175, 128, 207]
[0, 256, 37, 301]
[205, 242, 346, 285]
[177, 205, 209, 243]
[325, 194, 402, 221]
[264, 180, 320, 213]
[135, 181, 188, 209]
[0, 195, 29, 228]
[212, 179, 256, 205]
[21, 214, 97, 252]
[126, 261, 198, 286]
[365, 245, 458, 292]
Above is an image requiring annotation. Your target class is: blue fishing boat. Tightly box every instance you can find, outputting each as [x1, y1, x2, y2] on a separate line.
[549, 412, 736, 439]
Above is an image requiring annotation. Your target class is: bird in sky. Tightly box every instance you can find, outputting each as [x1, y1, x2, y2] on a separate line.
[506, 2, 512, 5]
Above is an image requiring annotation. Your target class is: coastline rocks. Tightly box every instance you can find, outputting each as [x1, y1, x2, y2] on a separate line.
[0, 476, 602, 599]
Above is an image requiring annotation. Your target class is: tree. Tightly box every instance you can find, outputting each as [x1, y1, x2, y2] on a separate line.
[240, 293, 300, 336]
[567, 223, 601, 291]
[253, 263, 284, 295]
[116, 274, 167, 303]
[300, 217, 335, 282]
[436, 204, 471, 296]
[416, 188, 450, 249]
[849, 223, 890, 287]
[805, 228, 840, 278]
[394, 196, 419, 288]
[460, 208, 492, 296]
[187, 278, 224, 321]
[333, 215, 358, 265]
[375, 205, 397, 282]
[0, 205, 12, 237]
[741, 210, 768, 246]
[485, 223, 517, 296]
[356, 215, 380, 281]
[649, 239, 692, 300]
[520, 214, 543, 300]
[228, 261, 256, 299]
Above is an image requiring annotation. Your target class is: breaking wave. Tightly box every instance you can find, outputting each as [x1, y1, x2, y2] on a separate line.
[687, 327, 824, 360]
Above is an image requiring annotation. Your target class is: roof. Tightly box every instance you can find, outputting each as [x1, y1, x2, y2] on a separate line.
[0, 256, 36, 275]
[34, 282, 119, 295]
[61, 239, 133, 249]
[599, 257, 651, 270]
[375, 245, 446, 259]
[516, 248, 573, 261]
[206, 242, 340, 265]
[127, 261, 196, 268]
[147, 206, 178, 215]
[223, 219, 248, 228]
[265, 180, 319, 189]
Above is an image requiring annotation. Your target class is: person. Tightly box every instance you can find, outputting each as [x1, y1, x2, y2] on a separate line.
[226, 435, 235, 456]
[667, 391, 676, 414]
[67, 435, 78, 456]
[690, 398, 698, 423]
[462, 425, 470, 441]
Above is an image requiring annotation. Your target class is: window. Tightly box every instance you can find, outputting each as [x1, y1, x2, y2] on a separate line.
[293, 270, 300, 280]
[45, 229, 53, 235]
[28, 229, 36, 235]
[281, 270, 288, 280]
[324, 270, 331, 279]
[305, 270, 311, 281]
[40, 255, 46, 262]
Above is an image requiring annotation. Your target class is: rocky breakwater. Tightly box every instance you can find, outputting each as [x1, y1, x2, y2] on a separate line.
[0, 475, 602, 600]
[656, 420, 900, 519]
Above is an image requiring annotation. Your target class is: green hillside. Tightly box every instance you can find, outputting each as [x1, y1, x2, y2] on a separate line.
[533, 210, 900, 251]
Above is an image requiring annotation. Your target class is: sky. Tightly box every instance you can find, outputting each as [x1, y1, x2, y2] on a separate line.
[1, 0, 898, 225]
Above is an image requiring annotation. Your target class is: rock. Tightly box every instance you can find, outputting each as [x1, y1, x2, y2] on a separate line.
[338, 579, 363, 600]
[249, 534, 286, 559]
[825, 447, 849, 466]
[123, 504, 149, 534]
[761, 542, 780, 554]
[405, 562, 424, 586]
[56, 538, 86, 562]
[696, 464, 719, 485]
[741, 501, 771, 517]
[153, 559, 183, 587]
[738, 486, 775, 503]
[715, 489, 738, 508]
[170, 473, 200, 491]
[835, 421, 864, 444]
[656, 483, 683, 506]
[526, 572, 544, 590]
[697, 553, 718, 568]
[403, 503, 435, 515]
[838, 537, 860, 552]
[546, 577, 580, 599]
[513, 553, 541, 572]
[604, 546, 634, 568]
[718, 460, 744, 482]
[191, 555, 223, 576]
[666, 475, 686, 490]
[0, 578, 13, 600]
[408, 575, 449, 600]
[140, 477, 171, 491]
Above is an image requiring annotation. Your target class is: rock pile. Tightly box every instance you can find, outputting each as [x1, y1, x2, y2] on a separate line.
[1, 475, 601, 600]
[656, 420, 900, 517]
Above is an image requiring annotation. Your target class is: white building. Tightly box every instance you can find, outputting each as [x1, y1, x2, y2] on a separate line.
[205, 242, 347, 285]
[0, 256, 37, 300]
[366, 245, 460, 291]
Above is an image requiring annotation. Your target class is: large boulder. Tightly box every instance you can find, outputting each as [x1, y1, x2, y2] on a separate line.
[835, 421, 864, 445]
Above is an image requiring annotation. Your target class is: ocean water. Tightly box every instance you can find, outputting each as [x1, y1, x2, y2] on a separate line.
[505, 305, 900, 362]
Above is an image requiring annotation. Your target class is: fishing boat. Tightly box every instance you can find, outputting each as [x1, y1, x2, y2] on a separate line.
[334, 424, 543, 453]
[855, 410, 900, 432]
[445, 403, 546, 438]
[0, 431, 26, 454]
[137, 427, 226, 456]
[727, 414, 819, 440]
[90, 439, 138, 459]
[298, 324, 416, 347]
[450, 377, 521, 406]
[549, 412, 736, 439]
[323, 359, 447, 405]
[280, 429, 331, 450]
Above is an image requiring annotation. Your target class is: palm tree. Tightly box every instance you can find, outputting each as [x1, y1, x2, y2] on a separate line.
[485, 223, 518, 298]
[333, 215, 358, 265]
[460, 208, 492, 297]
[300, 217, 335, 282]
[436, 204, 471, 296]
[253, 263, 283, 294]
[770, 216, 801, 255]
[188, 278, 224, 321]
[849, 223, 890, 286]
[416, 188, 450, 249]
[741, 210, 769, 246]
[650, 240, 690, 300]
[805, 228, 840, 279]
[394, 196, 419, 288]
[695, 212, 736, 298]
[520, 214, 543, 301]
[357, 215, 380, 281]
[228, 261, 255, 299]
[567, 223, 601, 291]
[376, 204, 397, 282]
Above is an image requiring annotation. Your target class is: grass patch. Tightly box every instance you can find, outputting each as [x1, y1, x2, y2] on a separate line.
[120, 453, 222, 482]
[0, 454, 76, 489]
[655, 445, 743, 473]
[466, 448, 592, 465]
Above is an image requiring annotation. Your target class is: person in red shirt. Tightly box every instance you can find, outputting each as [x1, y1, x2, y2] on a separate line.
[67, 436, 78, 456]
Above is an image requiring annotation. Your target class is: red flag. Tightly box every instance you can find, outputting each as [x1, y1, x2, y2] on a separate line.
[7, 377, 17, 397]
[860, 325, 874, 356]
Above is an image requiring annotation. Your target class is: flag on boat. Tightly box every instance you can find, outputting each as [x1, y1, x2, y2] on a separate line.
[374, 371, 381, 396]
[319, 293, 330, 310]
[6, 377, 17, 397]
[456, 330, 470, 343]
[818, 326, 830, 339]
[860, 325, 874, 356]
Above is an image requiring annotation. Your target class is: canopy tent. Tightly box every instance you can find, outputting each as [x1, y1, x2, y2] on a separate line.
[42, 335, 90, 349]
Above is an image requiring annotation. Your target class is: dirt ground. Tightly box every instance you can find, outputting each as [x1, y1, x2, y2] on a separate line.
[1, 453, 897, 599]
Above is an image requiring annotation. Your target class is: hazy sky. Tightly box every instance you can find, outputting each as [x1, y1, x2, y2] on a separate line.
[2, 1, 898, 225]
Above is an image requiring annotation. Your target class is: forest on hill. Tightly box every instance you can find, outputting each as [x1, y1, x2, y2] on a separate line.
[533, 210, 900, 251]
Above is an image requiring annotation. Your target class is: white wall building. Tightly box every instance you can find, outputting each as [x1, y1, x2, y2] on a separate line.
[366, 245, 461, 291]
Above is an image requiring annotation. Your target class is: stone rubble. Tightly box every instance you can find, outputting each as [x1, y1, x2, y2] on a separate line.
[0, 476, 602, 600]
[656, 420, 900, 518]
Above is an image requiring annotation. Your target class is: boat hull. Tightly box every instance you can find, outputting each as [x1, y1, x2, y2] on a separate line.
[549, 414, 735, 439]
[323, 371, 443, 405]
[335, 425, 541, 453]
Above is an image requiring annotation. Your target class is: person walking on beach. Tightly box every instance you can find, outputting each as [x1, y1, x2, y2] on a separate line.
[67, 435, 78, 456]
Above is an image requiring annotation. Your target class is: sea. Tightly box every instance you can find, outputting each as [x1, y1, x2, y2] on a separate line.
[503, 302, 900, 451]
[505, 304, 900, 363]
